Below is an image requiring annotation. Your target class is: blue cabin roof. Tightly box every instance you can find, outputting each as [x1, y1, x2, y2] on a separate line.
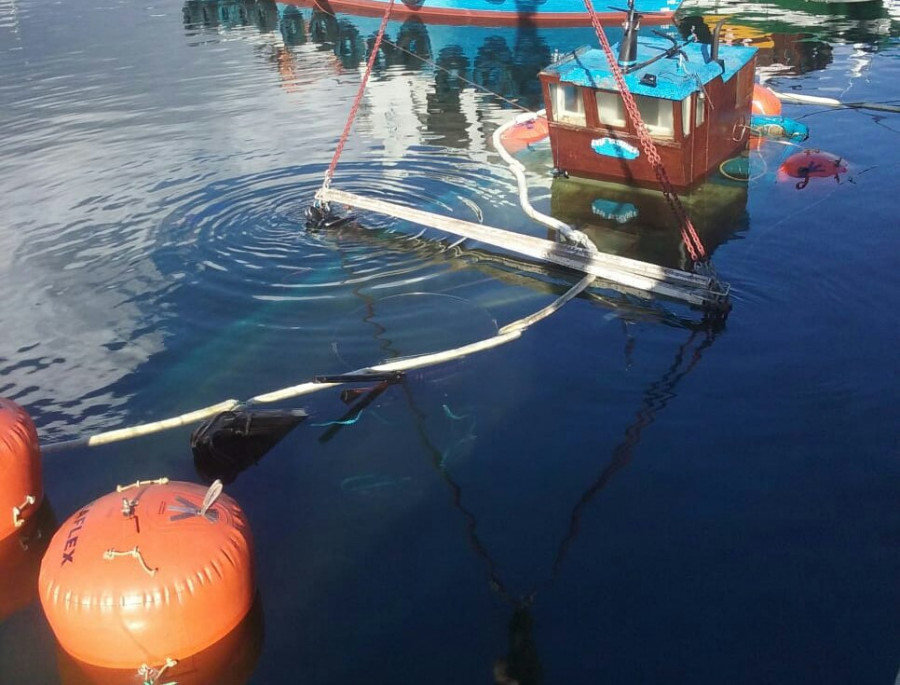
[543, 37, 757, 101]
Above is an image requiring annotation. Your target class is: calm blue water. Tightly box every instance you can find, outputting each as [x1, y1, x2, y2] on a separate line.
[1, 0, 899, 682]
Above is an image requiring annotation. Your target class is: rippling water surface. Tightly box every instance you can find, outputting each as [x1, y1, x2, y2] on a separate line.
[1, 0, 899, 682]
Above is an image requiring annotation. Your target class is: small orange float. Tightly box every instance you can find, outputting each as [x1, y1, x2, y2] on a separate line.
[0, 397, 44, 542]
[752, 83, 782, 117]
[499, 115, 549, 154]
[778, 148, 848, 189]
[39, 478, 255, 670]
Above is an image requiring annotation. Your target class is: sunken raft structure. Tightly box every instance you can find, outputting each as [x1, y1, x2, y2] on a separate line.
[539, 33, 758, 190]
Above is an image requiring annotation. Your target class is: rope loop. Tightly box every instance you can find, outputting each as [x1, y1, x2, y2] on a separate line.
[12, 494, 36, 528]
[117, 477, 169, 493]
[103, 546, 157, 576]
[138, 657, 178, 685]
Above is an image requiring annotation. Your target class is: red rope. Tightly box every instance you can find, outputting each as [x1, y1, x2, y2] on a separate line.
[581, 0, 708, 263]
[322, 0, 397, 190]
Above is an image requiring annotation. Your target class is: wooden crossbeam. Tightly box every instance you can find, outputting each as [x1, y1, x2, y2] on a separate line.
[317, 187, 730, 310]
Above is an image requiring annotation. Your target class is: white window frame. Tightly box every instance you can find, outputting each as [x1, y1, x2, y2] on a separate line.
[596, 90, 626, 128]
[551, 83, 586, 126]
[634, 94, 674, 138]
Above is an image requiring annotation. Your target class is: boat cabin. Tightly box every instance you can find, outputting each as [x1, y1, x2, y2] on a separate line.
[538, 32, 757, 189]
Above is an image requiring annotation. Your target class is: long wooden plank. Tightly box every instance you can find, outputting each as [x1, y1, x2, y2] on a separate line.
[317, 188, 730, 309]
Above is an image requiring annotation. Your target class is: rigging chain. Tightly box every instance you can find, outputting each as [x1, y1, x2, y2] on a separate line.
[580, 0, 709, 267]
[321, 0, 397, 192]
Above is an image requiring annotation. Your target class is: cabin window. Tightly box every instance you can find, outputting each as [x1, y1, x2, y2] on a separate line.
[596, 91, 626, 127]
[634, 94, 674, 137]
[695, 93, 706, 127]
[550, 83, 586, 126]
[682, 97, 691, 137]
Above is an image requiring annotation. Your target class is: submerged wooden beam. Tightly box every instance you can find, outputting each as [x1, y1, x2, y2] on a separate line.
[316, 187, 730, 310]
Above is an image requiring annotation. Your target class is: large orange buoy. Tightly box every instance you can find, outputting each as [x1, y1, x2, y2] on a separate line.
[39, 479, 255, 670]
[0, 397, 43, 542]
[752, 83, 782, 117]
[0, 497, 56, 622]
[499, 115, 549, 154]
[778, 148, 848, 189]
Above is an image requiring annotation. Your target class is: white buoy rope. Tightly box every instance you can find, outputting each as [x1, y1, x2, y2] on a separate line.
[769, 89, 900, 114]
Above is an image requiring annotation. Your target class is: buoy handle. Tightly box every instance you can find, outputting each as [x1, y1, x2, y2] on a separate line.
[103, 546, 157, 576]
[138, 657, 178, 685]
[116, 477, 170, 493]
[200, 480, 224, 518]
[12, 494, 36, 528]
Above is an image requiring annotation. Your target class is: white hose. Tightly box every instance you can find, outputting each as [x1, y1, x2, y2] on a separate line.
[771, 91, 843, 107]
[492, 111, 599, 254]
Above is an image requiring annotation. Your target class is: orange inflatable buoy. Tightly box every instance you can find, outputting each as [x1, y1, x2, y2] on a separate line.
[39, 479, 255, 670]
[778, 148, 848, 189]
[500, 116, 549, 154]
[0, 397, 43, 542]
[752, 83, 782, 117]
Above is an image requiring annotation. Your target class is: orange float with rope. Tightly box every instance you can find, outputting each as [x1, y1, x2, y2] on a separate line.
[39, 478, 255, 673]
[0, 398, 44, 543]
[752, 83, 782, 116]
[499, 115, 550, 154]
[749, 84, 783, 150]
[778, 148, 848, 189]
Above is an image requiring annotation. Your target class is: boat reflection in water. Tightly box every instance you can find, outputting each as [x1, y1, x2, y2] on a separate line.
[550, 172, 749, 271]
[677, 14, 834, 78]
[686, 0, 900, 84]
[277, 0, 680, 26]
[183, 0, 616, 124]
[182, 0, 282, 32]
[689, 0, 899, 44]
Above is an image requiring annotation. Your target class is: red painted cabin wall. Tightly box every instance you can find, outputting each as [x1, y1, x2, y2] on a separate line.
[541, 57, 755, 190]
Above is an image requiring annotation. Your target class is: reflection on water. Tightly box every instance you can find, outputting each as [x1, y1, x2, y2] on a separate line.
[679, 14, 835, 76]
[550, 174, 750, 270]
[184, 0, 600, 116]
[688, 0, 900, 45]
